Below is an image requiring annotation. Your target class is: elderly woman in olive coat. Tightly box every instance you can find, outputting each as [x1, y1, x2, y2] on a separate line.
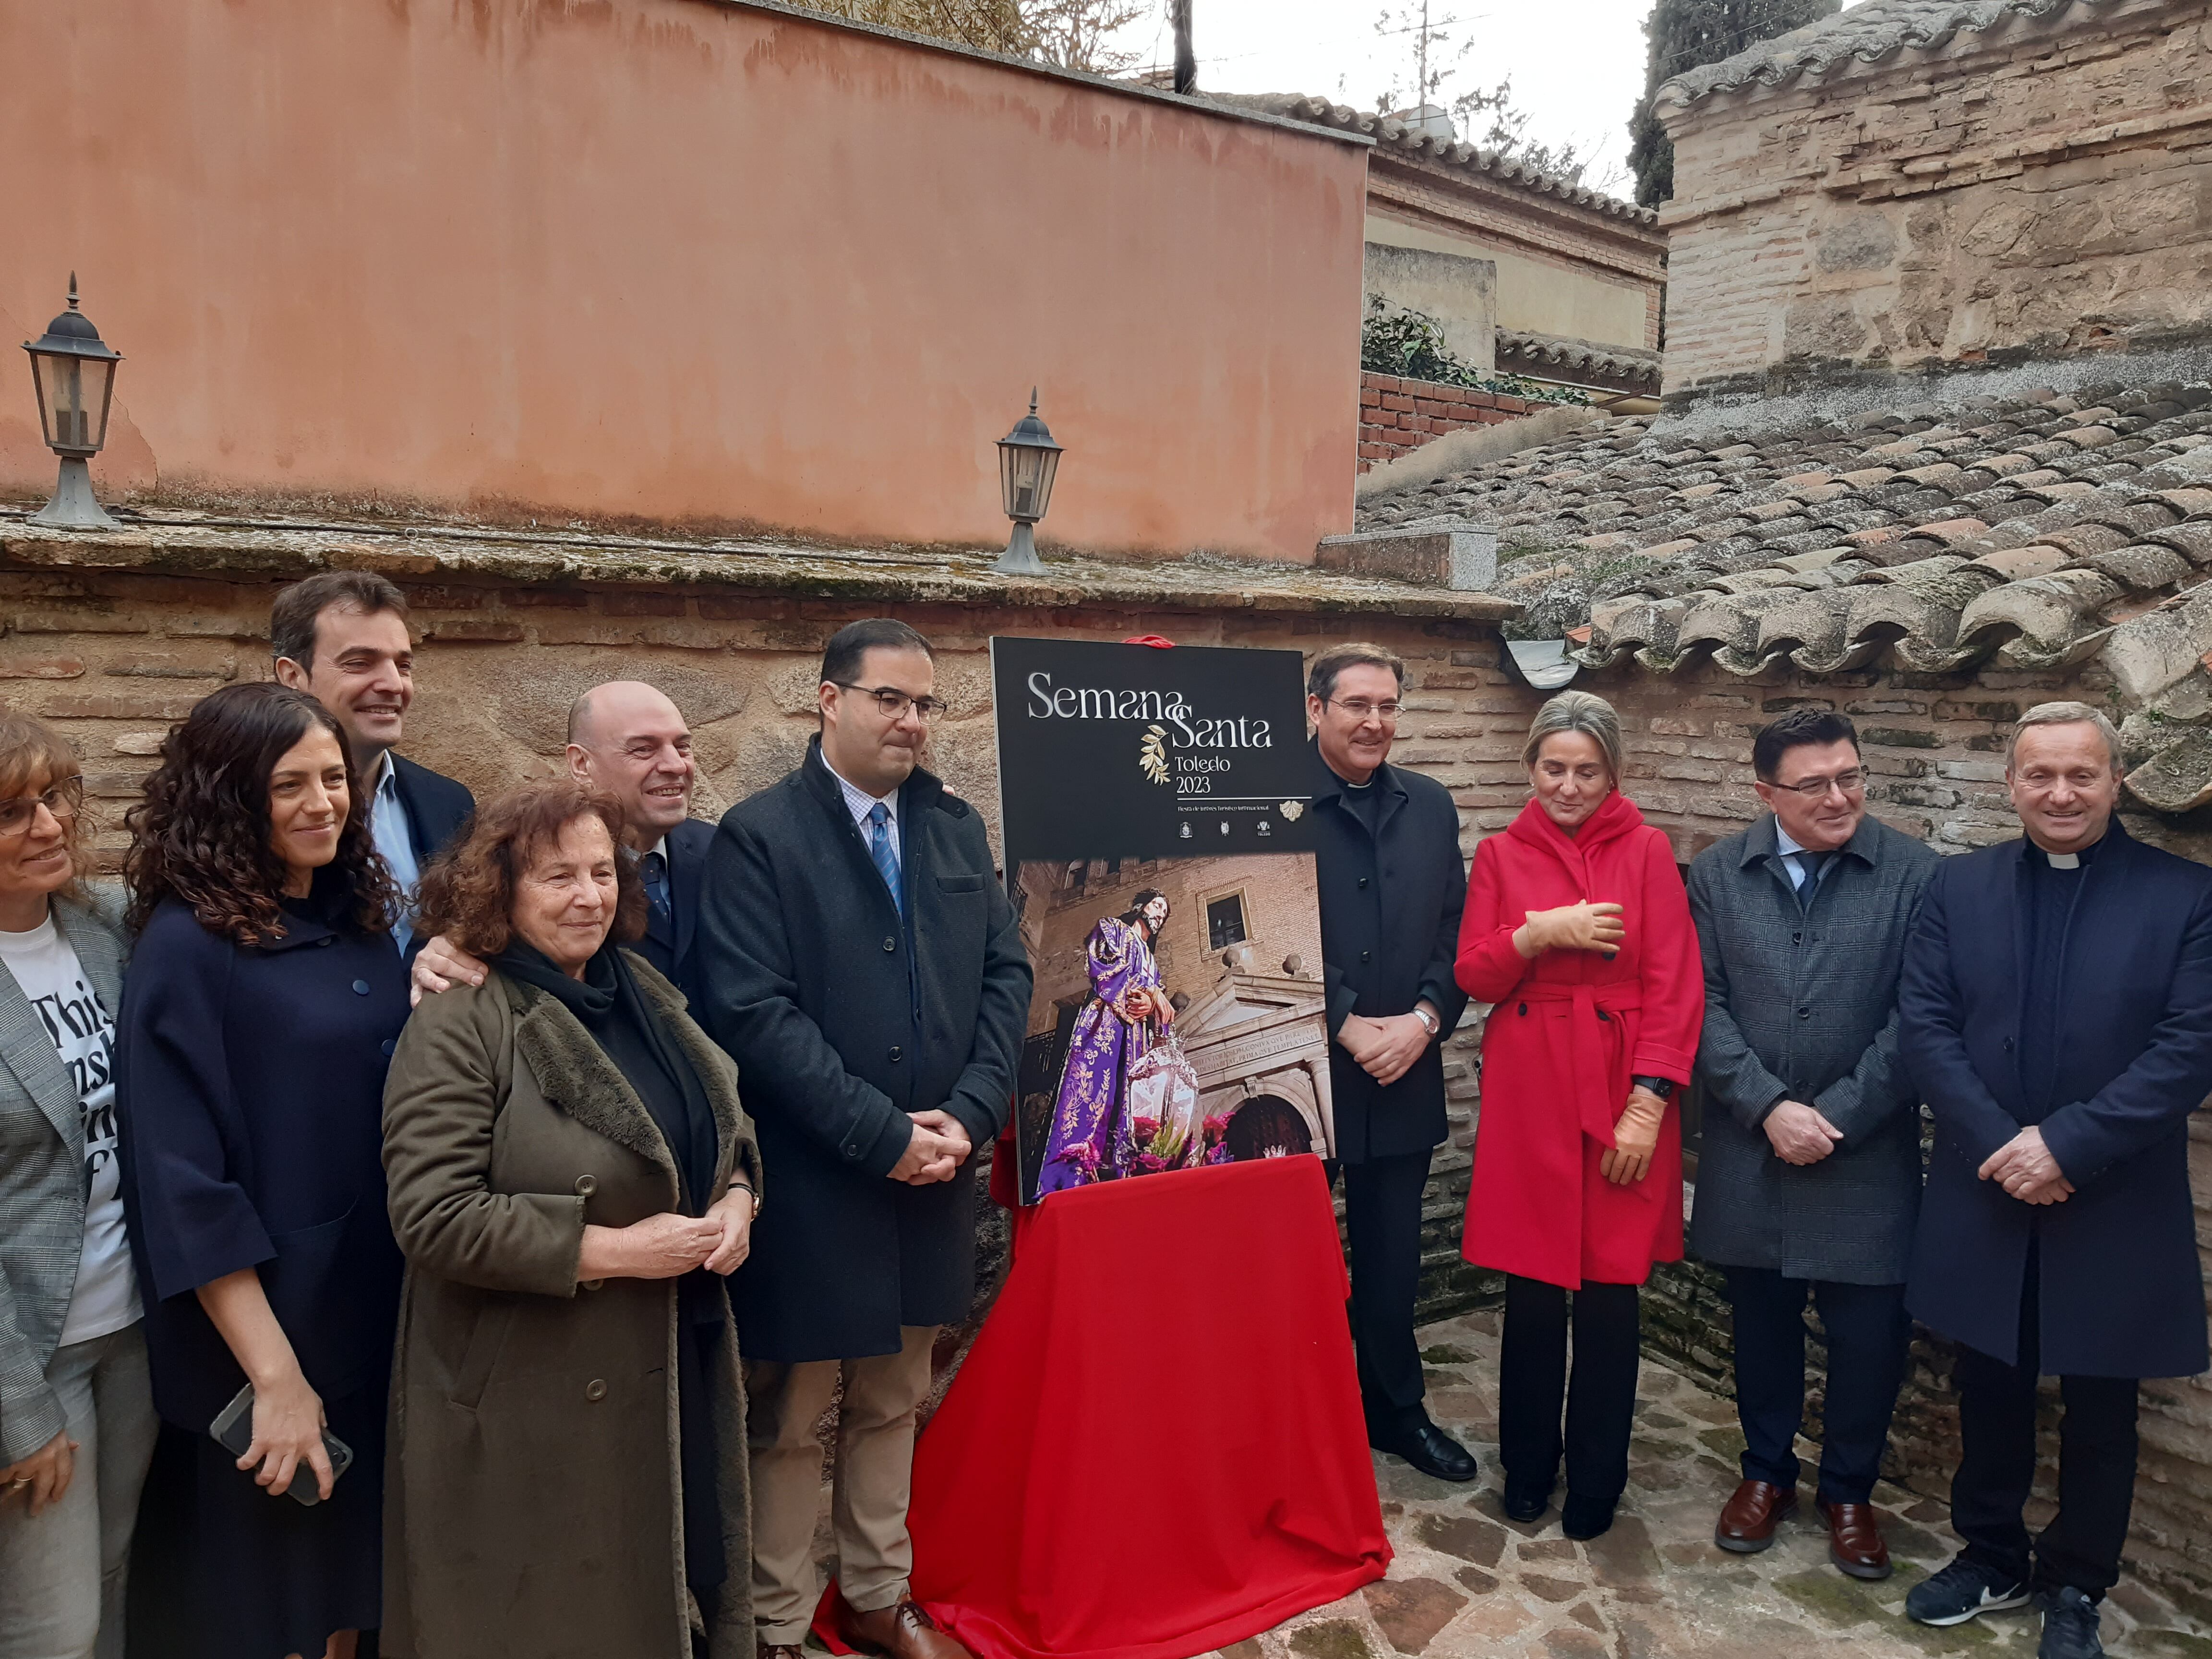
[379, 782, 762, 1659]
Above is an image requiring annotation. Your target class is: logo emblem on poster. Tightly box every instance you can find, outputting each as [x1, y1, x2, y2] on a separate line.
[1178, 822, 1192, 839]
[1279, 801, 1305, 822]
[1138, 725, 1169, 785]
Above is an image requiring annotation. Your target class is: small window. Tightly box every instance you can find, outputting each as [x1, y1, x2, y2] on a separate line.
[1207, 893, 1248, 951]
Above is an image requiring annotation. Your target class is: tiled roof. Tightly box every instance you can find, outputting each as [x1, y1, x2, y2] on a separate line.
[1356, 371, 2212, 811]
[1658, 0, 2105, 109]
[1213, 94, 1659, 228]
[1495, 329, 1662, 393]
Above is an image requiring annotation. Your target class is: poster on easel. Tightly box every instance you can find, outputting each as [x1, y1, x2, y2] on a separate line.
[990, 637, 1336, 1205]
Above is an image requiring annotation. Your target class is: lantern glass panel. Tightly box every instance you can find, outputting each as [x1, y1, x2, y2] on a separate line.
[32, 352, 115, 454]
[1001, 443, 1058, 521]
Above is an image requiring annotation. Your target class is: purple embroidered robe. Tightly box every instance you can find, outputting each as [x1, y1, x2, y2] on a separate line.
[1036, 915, 1160, 1195]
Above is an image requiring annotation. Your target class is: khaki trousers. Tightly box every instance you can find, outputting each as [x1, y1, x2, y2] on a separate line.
[745, 1324, 938, 1642]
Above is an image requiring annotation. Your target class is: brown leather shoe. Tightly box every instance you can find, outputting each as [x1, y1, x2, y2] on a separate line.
[1715, 1479, 1798, 1552]
[835, 1599, 975, 1659]
[1818, 1499, 1893, 1580]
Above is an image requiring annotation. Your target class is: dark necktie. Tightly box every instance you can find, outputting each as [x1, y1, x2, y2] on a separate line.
[641, 850, 672, 929]
[867, 803, 903, 916]
[1789, 849, 1833, 903]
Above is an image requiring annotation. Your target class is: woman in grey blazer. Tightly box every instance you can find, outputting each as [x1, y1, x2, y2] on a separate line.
[0, 713, 153, 1659]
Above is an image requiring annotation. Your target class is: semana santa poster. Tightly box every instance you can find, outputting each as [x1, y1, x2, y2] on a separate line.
[990, 637, 1337, 1205]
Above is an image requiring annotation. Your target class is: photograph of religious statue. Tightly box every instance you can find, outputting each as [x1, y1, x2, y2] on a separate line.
[1011, 854, 1336, 1205]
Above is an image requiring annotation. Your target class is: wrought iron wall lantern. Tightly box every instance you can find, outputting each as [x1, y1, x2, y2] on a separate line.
[22, 276, 123, 529]
[991, 389, 1063, 576]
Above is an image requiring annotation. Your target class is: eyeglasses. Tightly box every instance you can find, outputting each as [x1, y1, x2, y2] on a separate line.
[0, 777, 84, 839]
[831, 683, 948, 722]
[1769, 768, 1867, 798]
[1325, 698, 1403, 722]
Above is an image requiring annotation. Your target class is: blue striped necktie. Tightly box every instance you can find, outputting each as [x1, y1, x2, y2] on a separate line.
[867, 802, 902, 915]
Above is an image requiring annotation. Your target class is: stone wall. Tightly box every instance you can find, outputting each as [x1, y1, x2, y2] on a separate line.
[1658, 0, 2212, 395]
[1360, 373, 1539, 471]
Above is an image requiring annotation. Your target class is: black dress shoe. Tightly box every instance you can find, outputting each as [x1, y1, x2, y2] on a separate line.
[1561, 1491, 1617, 1540]
[1502, 1476, 1553, 1523]
[1371, 1417, 1479, 1482]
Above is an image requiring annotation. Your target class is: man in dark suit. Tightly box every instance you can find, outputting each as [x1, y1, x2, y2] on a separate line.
[412, 680, 715, 1005]
[1306, 642, 1473, 1482]
[565, 680, 713, 1000]
[1687, 707, 1936, 1580]
[1899, 702, 2212, 1659]
[696, 619, 1030, 1659]
[270, 570, 473, 951]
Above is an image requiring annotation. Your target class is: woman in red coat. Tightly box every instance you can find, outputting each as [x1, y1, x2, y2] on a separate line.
[1455, 690, 1702, 1541]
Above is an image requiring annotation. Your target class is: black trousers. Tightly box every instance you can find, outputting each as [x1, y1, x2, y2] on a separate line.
[1499, 1274, 1641, 1503]
[1952, 1248, 2140, 1599]
[1724, 1266, 1911, 1504]
[1339, 1146, 1434, 1432]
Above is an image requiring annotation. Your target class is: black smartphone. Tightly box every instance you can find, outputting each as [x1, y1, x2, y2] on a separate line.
[209, 1383, 355, 1508]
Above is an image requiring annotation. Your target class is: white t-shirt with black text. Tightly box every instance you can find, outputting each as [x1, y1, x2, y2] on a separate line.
[0, 914, 141, 1345]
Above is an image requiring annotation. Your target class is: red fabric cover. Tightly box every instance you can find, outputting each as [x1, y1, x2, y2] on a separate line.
[814, 1156, 1387, 1659]
[1455, 793, 1704, 1288]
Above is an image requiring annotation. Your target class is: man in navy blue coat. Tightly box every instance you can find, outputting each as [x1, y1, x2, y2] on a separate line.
[1899, 702, 2212, 1659]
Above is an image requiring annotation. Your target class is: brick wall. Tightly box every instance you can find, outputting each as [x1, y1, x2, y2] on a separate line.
[1657, 0, 2212, 393]
[1360, 372, 1533, 470]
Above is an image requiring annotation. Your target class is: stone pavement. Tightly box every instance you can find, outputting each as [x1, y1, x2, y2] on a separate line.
[1206, 1309, 2212, 1659]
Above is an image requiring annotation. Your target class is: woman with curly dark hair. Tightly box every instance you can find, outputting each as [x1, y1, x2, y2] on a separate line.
[113, 681, 407, 1659]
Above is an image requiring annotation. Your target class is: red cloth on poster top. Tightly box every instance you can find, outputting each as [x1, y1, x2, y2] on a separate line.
[813, 1156, 1388, 1659]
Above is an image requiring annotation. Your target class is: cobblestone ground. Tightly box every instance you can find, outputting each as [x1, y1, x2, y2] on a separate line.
[1209, 1309, 2212, 1659]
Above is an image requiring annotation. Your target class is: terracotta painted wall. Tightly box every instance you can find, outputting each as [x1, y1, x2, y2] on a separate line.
[0, 0, 1367, 562]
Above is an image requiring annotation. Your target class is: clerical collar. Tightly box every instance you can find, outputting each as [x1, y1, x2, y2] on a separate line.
[1343, 776, 1374, 791]
[2028, 836, 2101, 871]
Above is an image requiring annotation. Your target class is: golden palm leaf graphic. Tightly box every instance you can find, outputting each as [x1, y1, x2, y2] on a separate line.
[1138, 724, 1170, 785]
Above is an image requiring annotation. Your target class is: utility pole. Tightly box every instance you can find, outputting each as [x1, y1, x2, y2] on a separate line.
[1171, 0, 1194, 93]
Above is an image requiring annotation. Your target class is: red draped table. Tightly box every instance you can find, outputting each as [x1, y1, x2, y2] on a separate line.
[821, 1155, 1389, 1659]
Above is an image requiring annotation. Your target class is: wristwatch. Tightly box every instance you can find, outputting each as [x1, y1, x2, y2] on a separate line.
[1413, 1007, 1440, 1037]
[1630, 1075, 1676, 1101]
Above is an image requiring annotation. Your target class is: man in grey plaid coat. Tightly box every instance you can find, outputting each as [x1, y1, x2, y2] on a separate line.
[1686, 707, 1937, 1582]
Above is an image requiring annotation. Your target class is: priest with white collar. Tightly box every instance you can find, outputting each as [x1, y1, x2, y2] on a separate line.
[1897, 702, 2212, 1659]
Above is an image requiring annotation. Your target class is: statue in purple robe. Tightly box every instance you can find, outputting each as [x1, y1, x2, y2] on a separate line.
[1036, 890, 1179, 1195]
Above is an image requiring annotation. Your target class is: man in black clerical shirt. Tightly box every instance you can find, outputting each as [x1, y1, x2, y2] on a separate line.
[1306, 643, 1474, 1481]
[1899, 703, 2212, 1659]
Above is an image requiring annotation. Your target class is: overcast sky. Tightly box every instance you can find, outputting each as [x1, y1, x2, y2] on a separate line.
[1102, 1, 1868, 201]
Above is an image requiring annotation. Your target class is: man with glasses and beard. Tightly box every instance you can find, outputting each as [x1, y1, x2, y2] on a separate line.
[1686, 708, 1936, 1581]
[696, 619, 1031, 1659]
[1305, 643, 1474, 1481]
